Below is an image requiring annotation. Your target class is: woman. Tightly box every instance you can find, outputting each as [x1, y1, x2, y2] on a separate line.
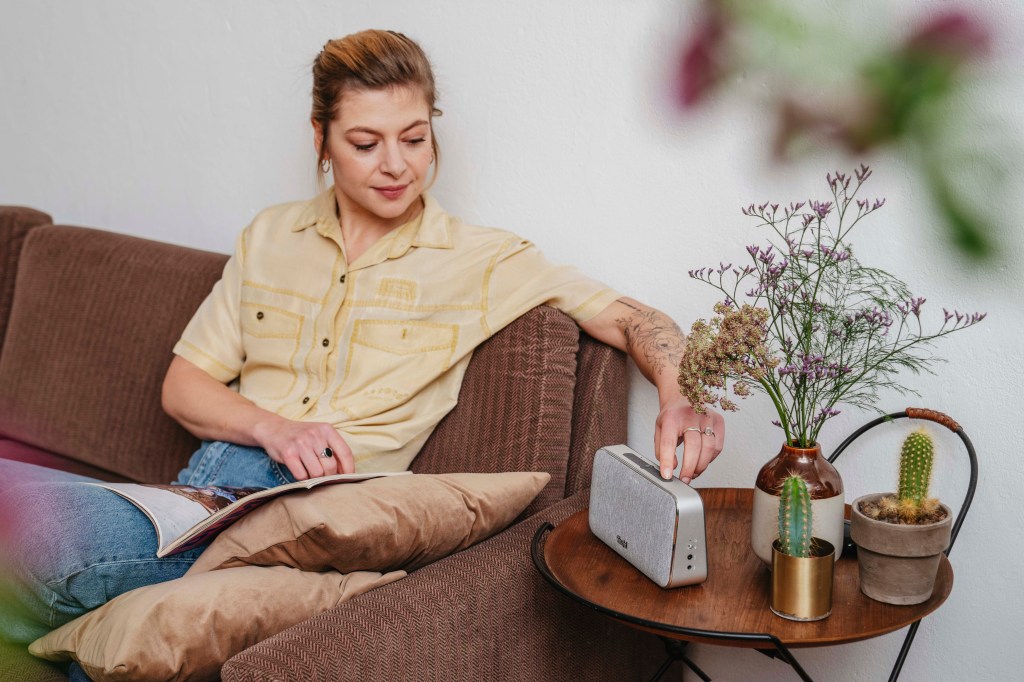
[0, 29, 724, 647]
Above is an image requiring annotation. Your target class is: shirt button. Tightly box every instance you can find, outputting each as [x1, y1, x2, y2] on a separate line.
[339, 274, 346, 284]
[256, 311, 264, 320]
[302, 397, 310, 404]
[322, 338, 329, 347]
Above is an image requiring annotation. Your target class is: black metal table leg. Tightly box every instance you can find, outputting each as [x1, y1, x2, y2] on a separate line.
[648, 638, 712, 682]
[768, 636, 814, 682]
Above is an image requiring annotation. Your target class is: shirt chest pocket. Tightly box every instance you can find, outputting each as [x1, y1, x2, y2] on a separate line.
[334, 320, 459, 418]
[241, 303, 303, 340]
[239, 295, 305, 400]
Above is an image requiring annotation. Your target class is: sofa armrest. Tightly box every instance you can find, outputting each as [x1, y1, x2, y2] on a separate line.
[0, 207, 51, 366]
[222, 490, 661, 682]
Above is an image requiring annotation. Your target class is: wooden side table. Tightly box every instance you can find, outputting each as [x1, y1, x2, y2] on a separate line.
[532, 488, 953, 682]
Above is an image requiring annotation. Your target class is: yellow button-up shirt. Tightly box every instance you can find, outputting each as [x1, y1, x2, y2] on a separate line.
[174, 188, 621, 471]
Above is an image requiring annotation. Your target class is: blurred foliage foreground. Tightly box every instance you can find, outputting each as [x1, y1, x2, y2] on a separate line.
[675, 0, 1014, 260]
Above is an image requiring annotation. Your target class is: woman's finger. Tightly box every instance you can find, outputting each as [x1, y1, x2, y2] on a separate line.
[325, 431, 355, 474]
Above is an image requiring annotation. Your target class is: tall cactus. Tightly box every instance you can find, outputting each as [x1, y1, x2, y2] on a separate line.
[898, 428, 934, 506]
[777, 474, 812, 558]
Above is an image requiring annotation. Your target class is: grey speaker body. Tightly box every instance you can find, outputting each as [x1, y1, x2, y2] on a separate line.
[588, 444, 708, 588]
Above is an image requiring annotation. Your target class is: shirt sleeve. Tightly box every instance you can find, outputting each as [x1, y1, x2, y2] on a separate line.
[484, 236, 623, 333]
[172, 228, 247, 383]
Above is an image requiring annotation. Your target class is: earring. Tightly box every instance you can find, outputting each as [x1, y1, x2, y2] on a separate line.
[320, 158, 332, 173]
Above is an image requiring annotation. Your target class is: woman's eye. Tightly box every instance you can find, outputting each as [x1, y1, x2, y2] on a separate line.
[405, 138, 426, 145]
[353, 142, 377, 152]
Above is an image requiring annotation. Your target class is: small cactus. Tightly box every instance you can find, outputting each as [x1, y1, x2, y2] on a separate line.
[777, 474, 812, 558]
[859, 427, 945, 525]
[898, 428, 934, 506]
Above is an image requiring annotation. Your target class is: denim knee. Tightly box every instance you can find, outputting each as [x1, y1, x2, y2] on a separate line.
[0, 481, 201, 642]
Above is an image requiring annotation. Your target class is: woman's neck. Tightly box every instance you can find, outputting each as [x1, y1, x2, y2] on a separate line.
[334, 192, 424, 264]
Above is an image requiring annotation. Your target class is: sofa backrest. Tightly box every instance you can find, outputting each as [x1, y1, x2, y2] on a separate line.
[0, 224, 225, 482]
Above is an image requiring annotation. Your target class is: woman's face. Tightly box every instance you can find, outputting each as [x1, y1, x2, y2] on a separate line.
[317, 85, 434, 230]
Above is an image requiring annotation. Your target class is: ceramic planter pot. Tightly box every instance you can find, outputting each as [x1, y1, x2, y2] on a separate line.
[770, 538, 835, 621]
[752, 443, 845, 565]
[850, 493, 953, 605]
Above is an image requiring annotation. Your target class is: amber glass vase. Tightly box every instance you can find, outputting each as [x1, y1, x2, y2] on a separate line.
[750, 443, 845, 565]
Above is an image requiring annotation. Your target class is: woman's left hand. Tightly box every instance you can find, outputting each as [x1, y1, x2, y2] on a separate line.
[655, 396, 725, 483]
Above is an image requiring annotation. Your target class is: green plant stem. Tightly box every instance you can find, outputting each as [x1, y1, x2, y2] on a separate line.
[757, 376, 793, 444]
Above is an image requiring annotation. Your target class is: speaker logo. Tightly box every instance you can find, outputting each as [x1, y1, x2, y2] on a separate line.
[616, 534, 628, 549]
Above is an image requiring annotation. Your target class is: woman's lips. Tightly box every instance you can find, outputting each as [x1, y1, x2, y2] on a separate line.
[374, 185, 408, 200]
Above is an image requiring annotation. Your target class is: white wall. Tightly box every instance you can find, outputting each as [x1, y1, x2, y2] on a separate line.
[3, 1, 1022, 679]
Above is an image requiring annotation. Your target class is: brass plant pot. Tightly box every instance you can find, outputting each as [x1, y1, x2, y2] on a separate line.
[770, 538, 835, 621]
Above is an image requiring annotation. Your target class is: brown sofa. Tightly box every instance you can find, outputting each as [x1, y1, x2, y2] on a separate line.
[0, 207, 667, 681]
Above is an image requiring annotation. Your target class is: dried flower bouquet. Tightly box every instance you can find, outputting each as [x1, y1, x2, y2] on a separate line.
[679, 166, 985, 448]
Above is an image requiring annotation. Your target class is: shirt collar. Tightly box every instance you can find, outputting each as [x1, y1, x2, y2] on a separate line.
[292, 187, 453, 255]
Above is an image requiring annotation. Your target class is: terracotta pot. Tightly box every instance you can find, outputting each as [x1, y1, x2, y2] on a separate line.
[751, 442, 845, 565]
[770, 538, 835, 621]
[850, 493, 953, 605]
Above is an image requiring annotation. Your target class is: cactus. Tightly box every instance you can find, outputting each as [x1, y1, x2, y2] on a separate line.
[777, 474, 812, 558]
[898, 428, 934, 506]
[862, 427, 944, 525]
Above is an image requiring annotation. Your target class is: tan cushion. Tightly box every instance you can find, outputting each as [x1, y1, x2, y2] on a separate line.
[29, 565, 405, 682]
[188, 471, 550, 574]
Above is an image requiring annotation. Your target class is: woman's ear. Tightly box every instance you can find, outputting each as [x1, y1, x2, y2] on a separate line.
[312, 119, 325, 158]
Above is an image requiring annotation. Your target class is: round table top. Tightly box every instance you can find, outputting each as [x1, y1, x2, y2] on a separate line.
[537, 488, 952, 648]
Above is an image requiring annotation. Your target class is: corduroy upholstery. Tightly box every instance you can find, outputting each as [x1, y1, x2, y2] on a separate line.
[0, 640, 66, 682]
[222, 491, 663, 682]
[0, 207, 51, 363]
[0, 207, 645, 681]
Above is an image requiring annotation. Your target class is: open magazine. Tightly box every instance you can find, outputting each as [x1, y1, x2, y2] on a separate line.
[90, 471, 410, 557]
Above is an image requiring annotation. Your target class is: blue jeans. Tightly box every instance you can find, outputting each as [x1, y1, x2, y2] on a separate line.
[0, 441, 295, 644]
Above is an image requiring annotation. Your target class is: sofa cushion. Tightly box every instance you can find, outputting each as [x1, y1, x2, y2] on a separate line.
[0, 225, 227, 483]
[30, 565, 405, 682]
[413, 305, 579, 515]
[187, 471, 549, 574]
[0, 438, 131, 482]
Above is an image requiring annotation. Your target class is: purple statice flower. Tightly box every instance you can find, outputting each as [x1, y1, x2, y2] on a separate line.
[810, 200, 833, 219]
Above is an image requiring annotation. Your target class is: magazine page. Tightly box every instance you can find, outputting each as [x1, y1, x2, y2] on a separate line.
[89, 470, 410, 557]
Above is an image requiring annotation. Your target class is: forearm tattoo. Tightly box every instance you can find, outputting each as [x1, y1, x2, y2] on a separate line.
[614, 301, 687, 376]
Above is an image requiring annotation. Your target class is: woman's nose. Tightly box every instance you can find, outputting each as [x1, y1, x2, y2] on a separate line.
[380, 141, 407, 177]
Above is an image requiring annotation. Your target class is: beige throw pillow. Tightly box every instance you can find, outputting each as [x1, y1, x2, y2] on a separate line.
[29, 565, 406, 682]
[188, 471, 550, 575]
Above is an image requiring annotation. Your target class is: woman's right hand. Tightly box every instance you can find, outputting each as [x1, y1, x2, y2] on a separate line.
[252, 416, 355, 480]
[163, 356, 355, 480]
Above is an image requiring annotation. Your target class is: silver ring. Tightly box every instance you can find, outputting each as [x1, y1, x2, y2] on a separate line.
[703, 427, 715, 438]
[320, 447, 334, 459]
[684, 427, 716, 438]
[684, 427, 702, 434]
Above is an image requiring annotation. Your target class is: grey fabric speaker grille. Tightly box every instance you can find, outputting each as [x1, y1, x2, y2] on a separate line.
[590, 450, 677, 586]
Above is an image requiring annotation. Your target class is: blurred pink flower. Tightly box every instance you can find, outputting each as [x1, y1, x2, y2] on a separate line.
[676, 1, 733, 108]
[905, 10, 990, 62]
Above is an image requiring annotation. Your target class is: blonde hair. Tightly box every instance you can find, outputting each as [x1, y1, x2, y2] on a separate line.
[312, 30, 441, 189]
